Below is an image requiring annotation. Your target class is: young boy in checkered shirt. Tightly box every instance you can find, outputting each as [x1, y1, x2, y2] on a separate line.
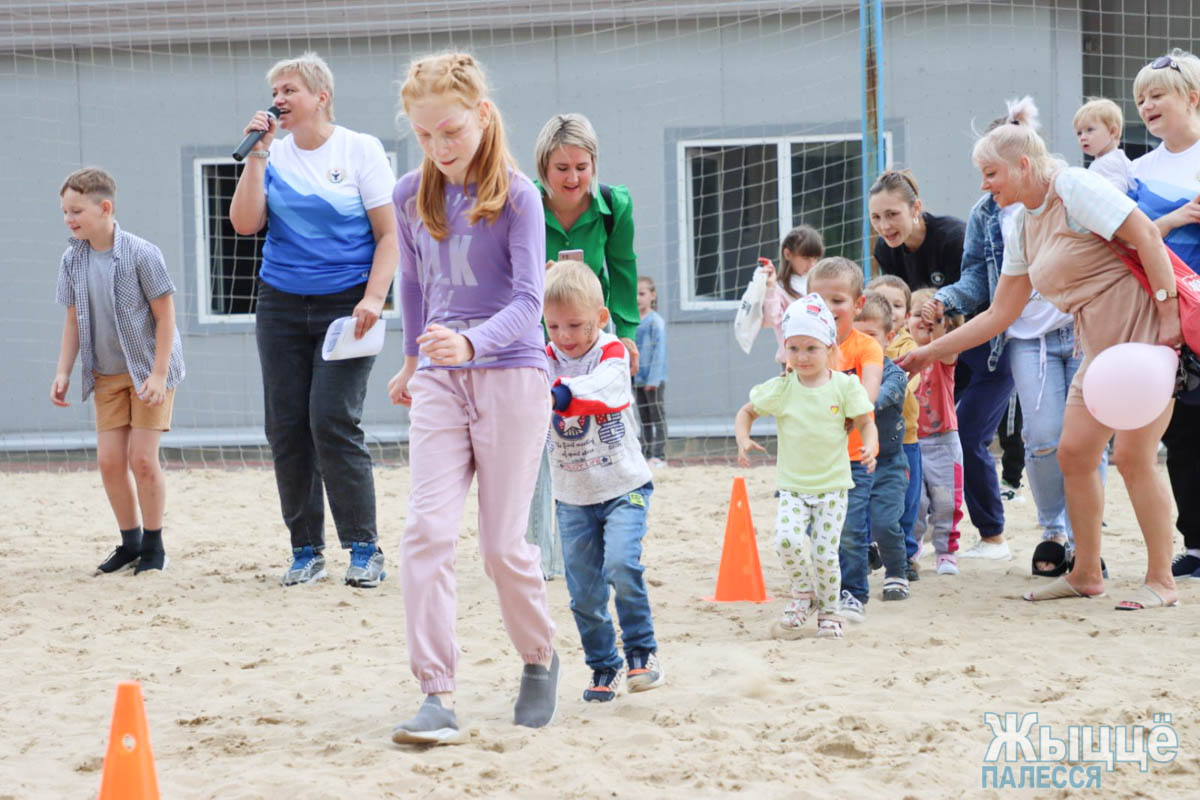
[51, 167, 186, 575]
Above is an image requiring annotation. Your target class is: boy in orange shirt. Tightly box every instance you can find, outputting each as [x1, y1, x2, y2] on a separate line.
[807, 257, 882, 622]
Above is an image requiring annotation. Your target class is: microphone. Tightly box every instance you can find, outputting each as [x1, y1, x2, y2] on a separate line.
[232, 106, 280, 162]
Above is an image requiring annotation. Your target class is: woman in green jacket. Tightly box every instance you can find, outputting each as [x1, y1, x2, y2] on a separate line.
[525, 113, 643, 579]
[535, 113, 641, 354]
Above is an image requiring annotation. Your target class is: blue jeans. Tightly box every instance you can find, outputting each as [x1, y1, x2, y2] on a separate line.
[901, 442, 923, 559]
[954, 341, 1013, 538]
[255, 282, 377, 551]
[557, 483, 657, 671]
[870, 449, 910, 579]
[838, 461, 875, 604]
[1007, 327, 1106, 545]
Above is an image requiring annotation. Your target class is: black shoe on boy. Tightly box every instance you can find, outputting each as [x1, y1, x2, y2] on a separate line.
[96, 526, 142, 575]
[134, 528, 169, 574]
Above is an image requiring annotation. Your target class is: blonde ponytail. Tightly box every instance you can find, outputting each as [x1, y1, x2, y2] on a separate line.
[972, 96, 1062, 183]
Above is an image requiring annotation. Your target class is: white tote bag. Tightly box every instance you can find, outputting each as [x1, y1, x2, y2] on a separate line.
[733, 269, 767, 354]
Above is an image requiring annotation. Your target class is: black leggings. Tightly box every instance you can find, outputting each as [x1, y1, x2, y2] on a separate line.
[635, 385, 667, 460]
[997, 392, 1025, 488]
[1163, 400, 1200, 550]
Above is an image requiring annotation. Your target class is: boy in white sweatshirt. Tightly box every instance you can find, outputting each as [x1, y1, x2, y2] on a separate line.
[543, 260, 666, 704]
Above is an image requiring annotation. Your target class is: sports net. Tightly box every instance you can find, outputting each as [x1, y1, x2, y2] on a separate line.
[0, 0, 1182, 470]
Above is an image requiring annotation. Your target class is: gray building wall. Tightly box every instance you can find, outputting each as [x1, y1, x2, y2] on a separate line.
[1, 4, 1082, 447]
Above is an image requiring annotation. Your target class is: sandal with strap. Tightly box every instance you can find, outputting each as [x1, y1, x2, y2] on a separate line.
[1031, 540, 1069, 577]
[815, 617, 844, 639]
[882, 577, 910, 601]
[1023, 574, 1106, 601]
[771, 596, 815, 640]
[1115, 584, 1180, 611]
[1062, 556, 1109, 579]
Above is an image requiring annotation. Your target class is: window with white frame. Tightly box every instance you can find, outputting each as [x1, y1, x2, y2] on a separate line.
[677, 133, 890, 310]
[193, 155, 400, 323]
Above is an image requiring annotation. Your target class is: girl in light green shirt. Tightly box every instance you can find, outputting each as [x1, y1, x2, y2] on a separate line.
[735, 294, 877, 640]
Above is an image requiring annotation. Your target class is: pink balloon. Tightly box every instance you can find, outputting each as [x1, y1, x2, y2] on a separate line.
[1082, 343, 1178, 430]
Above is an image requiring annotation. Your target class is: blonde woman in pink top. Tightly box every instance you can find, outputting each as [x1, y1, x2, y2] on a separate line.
[901, 98, 1181, 610]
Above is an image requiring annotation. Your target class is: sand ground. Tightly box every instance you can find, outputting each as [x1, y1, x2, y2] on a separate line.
[1, 463, 1197, 799]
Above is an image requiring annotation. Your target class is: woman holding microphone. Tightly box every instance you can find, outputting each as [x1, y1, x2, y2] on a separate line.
[230, 52, 398, 588]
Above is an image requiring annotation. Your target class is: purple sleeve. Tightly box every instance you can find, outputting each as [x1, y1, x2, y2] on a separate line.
[394, 176, 425, 357]
[461, 177, 547, 358]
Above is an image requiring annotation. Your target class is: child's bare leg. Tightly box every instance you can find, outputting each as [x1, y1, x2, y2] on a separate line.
[128, 429, 166, 530]
[97, 428, 138, 529]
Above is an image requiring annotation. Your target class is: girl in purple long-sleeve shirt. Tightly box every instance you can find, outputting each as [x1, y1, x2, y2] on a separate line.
[387, 53, 559, 746]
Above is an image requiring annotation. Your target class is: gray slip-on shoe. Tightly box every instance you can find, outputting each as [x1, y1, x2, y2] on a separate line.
[392, 695, 466, 745]
[514, 651, 559, 728]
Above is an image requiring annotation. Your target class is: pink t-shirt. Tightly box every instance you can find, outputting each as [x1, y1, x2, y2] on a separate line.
[760, 280, 807, 364]
[915, 360, 957, 436]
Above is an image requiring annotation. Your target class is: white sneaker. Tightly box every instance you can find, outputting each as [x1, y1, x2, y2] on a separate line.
[648, 457, 668, 469]
[839, 590, 865, 623]
[958, 539, 1013, 560]
[936, 553, 959, 575]
[1000, 481, 1026, 504]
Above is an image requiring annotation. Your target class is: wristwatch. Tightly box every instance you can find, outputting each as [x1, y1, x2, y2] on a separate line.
[1154, 287, 1178, 302]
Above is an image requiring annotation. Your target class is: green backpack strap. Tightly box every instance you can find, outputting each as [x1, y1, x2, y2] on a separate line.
[598, 183, 615, 238]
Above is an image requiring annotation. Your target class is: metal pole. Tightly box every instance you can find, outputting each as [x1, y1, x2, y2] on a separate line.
[860, 0, 885, 277]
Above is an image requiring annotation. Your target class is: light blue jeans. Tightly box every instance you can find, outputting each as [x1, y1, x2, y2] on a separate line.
[1006, 325, 1107, 545]
[524, 444, 564, 579]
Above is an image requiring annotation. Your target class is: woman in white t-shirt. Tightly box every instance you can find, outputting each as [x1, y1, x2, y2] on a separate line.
[230, 52, 399, 587]
[902, 100, 1181, 610]
[1129, 49, 1200, 580]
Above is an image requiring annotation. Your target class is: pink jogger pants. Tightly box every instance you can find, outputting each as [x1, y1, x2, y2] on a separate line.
[402, 366, 556, 694]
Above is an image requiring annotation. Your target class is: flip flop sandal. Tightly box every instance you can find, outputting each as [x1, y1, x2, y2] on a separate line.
[1115, 584, 1181, 611]
[1031, 540, 1069, 577]
[1023, 574, 1106, 601]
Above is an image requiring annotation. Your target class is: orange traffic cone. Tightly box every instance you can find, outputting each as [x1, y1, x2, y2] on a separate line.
[98, 681, 160, 800]
[705, 477, 770, 603]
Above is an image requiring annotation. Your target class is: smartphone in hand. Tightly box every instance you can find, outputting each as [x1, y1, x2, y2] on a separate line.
[558, 249, 585, 262]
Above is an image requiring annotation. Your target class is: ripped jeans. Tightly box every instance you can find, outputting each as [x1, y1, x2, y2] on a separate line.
[1007, 325, 1106, 545]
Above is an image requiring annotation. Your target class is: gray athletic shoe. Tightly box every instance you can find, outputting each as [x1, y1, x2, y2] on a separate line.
[281, 546, 327, 586]
[344, 542, 386, 588]
[392, 696, 466, 745]
[514, 651, 560, 728]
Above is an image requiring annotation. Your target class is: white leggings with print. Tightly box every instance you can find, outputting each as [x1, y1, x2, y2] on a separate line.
[775, 489, 848, 616]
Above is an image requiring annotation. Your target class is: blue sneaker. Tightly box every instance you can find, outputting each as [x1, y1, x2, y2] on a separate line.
[281, 546, 326, 586]
[345, 541, 386, 588]
[625, 650, 665, 692]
